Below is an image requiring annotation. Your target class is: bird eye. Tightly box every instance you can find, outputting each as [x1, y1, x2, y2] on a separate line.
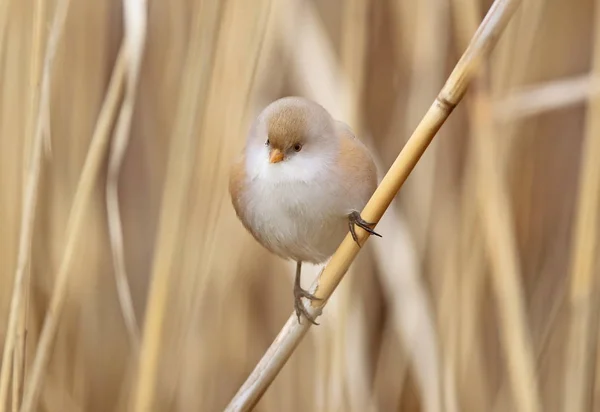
[265, 139, 270, 146]
[293, 143, 302, 152]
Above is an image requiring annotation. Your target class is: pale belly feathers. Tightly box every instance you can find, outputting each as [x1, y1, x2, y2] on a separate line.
[243, 175, 358, 264]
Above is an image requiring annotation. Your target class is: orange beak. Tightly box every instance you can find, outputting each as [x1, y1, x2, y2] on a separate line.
[269, 148, 284, 164]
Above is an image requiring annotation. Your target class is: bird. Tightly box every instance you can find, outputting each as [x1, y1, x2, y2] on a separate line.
[228, 96, 381, 325]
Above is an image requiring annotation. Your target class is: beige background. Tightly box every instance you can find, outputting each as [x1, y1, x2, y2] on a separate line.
[0, 0, 598, 411]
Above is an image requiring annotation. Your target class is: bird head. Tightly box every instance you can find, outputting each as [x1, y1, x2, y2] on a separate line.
[245, 97, 339, 182]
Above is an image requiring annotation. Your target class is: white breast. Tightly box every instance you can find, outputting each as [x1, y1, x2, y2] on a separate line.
[243, 169, 350, 264]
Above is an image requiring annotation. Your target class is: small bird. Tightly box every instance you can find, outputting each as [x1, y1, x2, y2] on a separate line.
[229, 96, 381, 324]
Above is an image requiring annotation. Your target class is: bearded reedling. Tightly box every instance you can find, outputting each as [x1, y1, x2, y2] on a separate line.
[229, 96, 381, 324]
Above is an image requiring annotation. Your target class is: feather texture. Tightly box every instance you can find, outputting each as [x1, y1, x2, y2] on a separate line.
[229, 96, 377, 264]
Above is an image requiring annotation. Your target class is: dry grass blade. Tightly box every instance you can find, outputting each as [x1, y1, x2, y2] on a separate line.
[341, 0, 368, 131]
[299, 2, 376, 409]
[334, 1, 375, 409]
[224, 0, 523, 410]
[494, 75, 600, 122]
[18, 46, 127, 412]
[11, 306, 26, 412]
[279, 0, 347, 119]
[0, 0, 10, 66]
[470, 81, 541, 412]
[393, 0, 449, 255]
[453, 0, 541, 410]
[130, 1, 224, 410]
[492, 0, 545, 96]
[369, 199, 444, 412]
[453, 159, 490, 410]
[371, 320, 410, 410]
[562, 0, 600, 409]
[105, 0, 149, 351]
[0, 0, 55, 409]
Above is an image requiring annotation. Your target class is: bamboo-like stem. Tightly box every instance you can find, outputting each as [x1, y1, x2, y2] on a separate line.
[393, 0, 449, 256]
[470, 74, 541, 412]
[562, 0, 600, 408]
[369, 198, 444, 412]
[18, 47, 127, 412]
[0, 0, 11, 66]
[11, 307, 26, 412]
[340, 0, 368, 132]
[224, 0, 522, 410]
[450, 7, 492, 409]
[453, 0, 541, 410]
[594, 312, 600, 408]
[0, 0, 56, 409]
[493, 75, 600, 122]
[449, 11, 490, 412]
[335, 2, 374, 409]
[105, 0, 149, 352]
[130, 1, 225, 410]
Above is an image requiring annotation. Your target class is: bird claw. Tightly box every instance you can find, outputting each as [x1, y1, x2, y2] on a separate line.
[293, 283, 321, 325]
[348, 210, 381, 246]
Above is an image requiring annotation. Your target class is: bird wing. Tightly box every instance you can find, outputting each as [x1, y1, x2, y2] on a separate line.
[229, 154, 249, 223]
[335, 120, 357, 139]
[334, 122, 378, 210]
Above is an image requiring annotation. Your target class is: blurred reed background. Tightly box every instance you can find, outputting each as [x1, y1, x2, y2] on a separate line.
[1, 0, 599, 410]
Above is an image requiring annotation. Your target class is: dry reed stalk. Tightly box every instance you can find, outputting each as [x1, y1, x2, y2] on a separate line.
[0, 0, 10, 65]
[434, 206, 461, 412]
[595, 315, 600, 408]
[494, 75, 600, 121]
[341, 0, 368, 131]
[486, 1, 549, 408]
[278, 2, 444, 408]
[562, 0, 600, 408]
[4, 6, 48, 408]
[336, 2, 374, 409]
[168, 0, 273, 407]
[491, 259, 568, 408]
[361, 136, 445, 411]
[266, 4, 361, 406]
[130, 1, 226, 403]
[19, 45, 127, 412]
[442, 292, 460, 412]
[459, 6, 542, 409]
[470, 78, 541, 412]
[490, 0, 546, 97]
[250, 2, 342, 406]
[12, 304, 27, 412]
[369, 200, 444, 412]
[391, 0, 449, 256]
[428, 95, 481, 412]
[225, 0, 523, 410]
[455, 0, 545, 409]
[455, 180, 489, 410]
[280, 0, 347, 120]
[418, 7, 462, 401]
[358, 6, 449, 406]
[371, 320, 410, 409]
[130, 1, 225, 410]
[0, 0, 57, 409]
[489, 0, 545, 165]
[452, 0, 490, 410]
[105, 0, 149, 351]
[37, 370, 83, 412]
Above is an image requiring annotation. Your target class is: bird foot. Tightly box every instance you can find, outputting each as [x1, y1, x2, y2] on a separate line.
[348, 210, 382, 246]
[293, 283, 321, 325]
